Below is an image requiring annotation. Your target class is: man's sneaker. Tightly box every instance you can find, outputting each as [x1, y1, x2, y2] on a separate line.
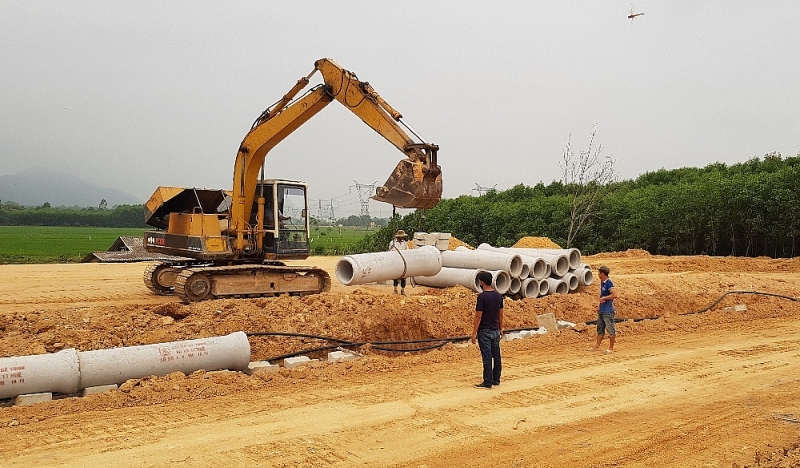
[473, 383, 492, 389]
[492, 381, 500, 386]
[393, 289, 398, 294]
[400, 289, 406, 296]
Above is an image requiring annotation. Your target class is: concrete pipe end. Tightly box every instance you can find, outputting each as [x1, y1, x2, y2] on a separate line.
[334, 257, 356, 286]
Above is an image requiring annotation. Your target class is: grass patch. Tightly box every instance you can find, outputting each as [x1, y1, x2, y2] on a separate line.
[0, 226, 148, 264]
[309, 226, 375, 255]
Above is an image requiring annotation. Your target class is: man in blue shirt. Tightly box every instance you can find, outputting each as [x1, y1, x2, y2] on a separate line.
[471, 271, 504, 389]
[592, 265, 618, 353]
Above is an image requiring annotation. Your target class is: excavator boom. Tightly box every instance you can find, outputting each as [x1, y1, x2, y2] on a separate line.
[232, 58, 442, 234]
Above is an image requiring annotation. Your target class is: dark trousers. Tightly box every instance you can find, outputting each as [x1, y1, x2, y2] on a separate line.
[393, 278, 406, 288]
[477, 328, 502, 386]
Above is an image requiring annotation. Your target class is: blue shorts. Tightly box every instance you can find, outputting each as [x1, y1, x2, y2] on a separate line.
[597, 312, 616, 336]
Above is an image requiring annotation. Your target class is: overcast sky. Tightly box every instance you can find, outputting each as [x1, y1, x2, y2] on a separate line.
[2, 1, 799, 217]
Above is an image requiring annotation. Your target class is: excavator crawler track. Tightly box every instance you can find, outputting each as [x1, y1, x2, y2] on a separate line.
[144, 261, 179, 295]
[174, 264, 331, 303]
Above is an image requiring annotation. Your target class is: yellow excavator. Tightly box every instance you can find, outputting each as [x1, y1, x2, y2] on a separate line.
[142, 58, 442, 302]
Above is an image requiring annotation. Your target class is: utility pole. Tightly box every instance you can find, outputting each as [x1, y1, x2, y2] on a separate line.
[350, 180, 377, 227]
[472, 183, 497, 196]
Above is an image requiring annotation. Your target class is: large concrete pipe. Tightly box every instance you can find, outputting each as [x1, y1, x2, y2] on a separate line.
[78, 332, 251, 388]
[335, 245, 442, 286]
[529, 248, 582, 270]
[504, 248, 569, 277]
[572, 267, 594, 286]
[526, 256, 549, 280]
[477, 244, 569, 278]
[0, 349, 81, 399]
[458, 245, 541, 280]
[508, 276, 521, 295]
[563, 272, 579, 291]
[441, 249, 523, 278]
[520, 278, 539, 298]
[487, 270, 511, 295]
[546, 277, 569, 295]
[537, 278, 550, 296]
[519, 263, 530, 279]
[413, 267, 486, 293]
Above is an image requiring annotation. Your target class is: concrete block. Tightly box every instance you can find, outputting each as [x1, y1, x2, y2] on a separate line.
[13, 392, 52, 406]
[284, 356, 319, 369]
[557, 320, 576, 330]
[80, 384, 118, 396]
[536, 312, 560, 334]
[327, 351, 359, 363]
[733, 304, 747, 312]
[245, 361, 280, 375]
[503, 332, 523, 341]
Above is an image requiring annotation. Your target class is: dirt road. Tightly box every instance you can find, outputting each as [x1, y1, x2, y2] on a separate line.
[1, 253, 799, 467]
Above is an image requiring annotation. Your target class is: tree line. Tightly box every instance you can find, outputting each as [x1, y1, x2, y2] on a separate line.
[359, 153, 800, 258]
[0, 202, 145, 228]
[4, 153, 798, 258]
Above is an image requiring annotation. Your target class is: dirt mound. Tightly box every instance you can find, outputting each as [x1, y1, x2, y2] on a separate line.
[591, 248, 652, 258]
[448, 236, 473, 250]
[513, 236, 562, 249]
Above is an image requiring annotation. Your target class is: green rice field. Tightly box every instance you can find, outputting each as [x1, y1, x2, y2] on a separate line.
[309, 225, 373, 255]
[0, 226, 148, 264]
[0, 225, 374, 263]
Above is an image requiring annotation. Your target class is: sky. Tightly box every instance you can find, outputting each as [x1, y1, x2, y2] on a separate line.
[2, 1, 799, 218]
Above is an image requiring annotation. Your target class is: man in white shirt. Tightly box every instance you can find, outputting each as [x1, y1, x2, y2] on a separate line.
[387, 229, 409, 295]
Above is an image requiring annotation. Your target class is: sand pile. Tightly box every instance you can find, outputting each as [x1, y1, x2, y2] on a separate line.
[448, 236, 473, 250]
[513, 237, 562, 249]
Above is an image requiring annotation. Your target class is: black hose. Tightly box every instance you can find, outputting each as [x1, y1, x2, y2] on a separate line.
[680, 290, 798, 315]
[248, 290, 799, 361]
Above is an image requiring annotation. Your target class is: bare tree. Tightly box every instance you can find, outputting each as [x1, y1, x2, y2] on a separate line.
[560, 124, 616, 247]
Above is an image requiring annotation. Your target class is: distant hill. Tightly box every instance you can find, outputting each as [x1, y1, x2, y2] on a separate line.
[0, 167, 142, 207]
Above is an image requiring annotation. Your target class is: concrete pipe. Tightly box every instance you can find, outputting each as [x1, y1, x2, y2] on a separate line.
[530, 248, 582, 270]
[413, 267, 486, 293]
[0, 349, 81, 399]
[78, 332, 251, 388]
[441, 249, 523, 278]
[537, 278, 550, 296]
[519, 263, 530, 279]
[520, 278, 539, 298]
[544, 263, 552, 278]
[507, 249, 569, 277]
[573, 267, 594, 286]
[335, 245, 442, 286]
[546, 278, 569, 295]
[563, 272, 579, 291]
[487, 270, 511, 295]
[526, 256, 549, 280]
[508, 276, 521, 295]
[477, 244, 569, 278]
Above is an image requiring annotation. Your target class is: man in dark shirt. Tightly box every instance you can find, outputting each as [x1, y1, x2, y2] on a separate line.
[471, 271, 504, 389]
[592, 265, 618, 353]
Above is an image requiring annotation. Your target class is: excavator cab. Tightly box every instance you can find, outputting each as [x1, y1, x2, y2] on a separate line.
[255, 180, 311, 259]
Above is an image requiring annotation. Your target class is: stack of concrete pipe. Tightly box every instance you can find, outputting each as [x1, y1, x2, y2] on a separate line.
[411, 243, 593, 299]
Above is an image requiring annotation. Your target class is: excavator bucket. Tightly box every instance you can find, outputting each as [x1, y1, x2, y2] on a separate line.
[372, 158, 442, 209]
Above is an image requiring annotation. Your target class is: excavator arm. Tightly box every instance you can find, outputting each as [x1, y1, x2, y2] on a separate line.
[230, 58, 442, 237]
